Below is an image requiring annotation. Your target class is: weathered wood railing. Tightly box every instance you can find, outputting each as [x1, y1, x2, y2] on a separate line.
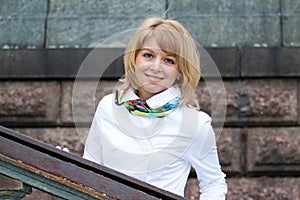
[0, 125, 186, 200]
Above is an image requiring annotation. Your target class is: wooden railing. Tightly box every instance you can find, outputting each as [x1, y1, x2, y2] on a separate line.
[0, 125, 186, 200]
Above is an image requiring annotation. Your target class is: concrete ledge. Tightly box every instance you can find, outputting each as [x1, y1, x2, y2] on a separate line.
[1, 48, 299, 79]
[242, 47, 300, 77]
[0, 48, 239, 79]
[0, 48, 125, 79]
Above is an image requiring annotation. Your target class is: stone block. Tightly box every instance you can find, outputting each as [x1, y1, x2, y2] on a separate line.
[219, 80, 297, 125]
[46, 0, 165, 48]
[189, 79, 297, 126]
[16, 128, 89, 156]
[173, 16, 280, 47]
[0, 0, 46, 15]
[197, 81, 212, 115]
[222, 81, 239, 122]
[0, 81, 60, 126]
[241, 48, 300, 77]
[0, 0, 47, 48]
[204, 48, 239, 78]
[238, 80, 298, 125]
[184, 178, 199, 200]
[281, 0, 300, 13]
[0, 48, 125, 79]
[281, 0, 300, 46]
[282, 16, 300, 46]
[168, 0, 280, 47]
[197, 81, 239, 125]
[168, 0, 279, 15]
[185, 177, 300, 200]
[299, 81, 300, 125]
[226, 178, 300, 200]
[61, 81, 95, 125]
[247, 128, 300, 173]
[61, 80, 117, 125]
[217, 128, 242, 174]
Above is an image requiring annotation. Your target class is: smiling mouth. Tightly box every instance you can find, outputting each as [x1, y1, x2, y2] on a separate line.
[145, 74, 163, 82]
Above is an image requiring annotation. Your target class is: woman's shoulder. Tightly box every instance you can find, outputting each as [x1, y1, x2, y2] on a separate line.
[96, 93, 114, 111]
[182, 105, 212, 126]
[99, 93, 113, 103]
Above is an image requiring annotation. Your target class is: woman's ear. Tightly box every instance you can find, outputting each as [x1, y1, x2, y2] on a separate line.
[176, 72, 182, 80]
[174, 72, 183, 86]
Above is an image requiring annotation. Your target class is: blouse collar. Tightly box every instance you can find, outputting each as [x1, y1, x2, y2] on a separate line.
[121, 87, 181, 109]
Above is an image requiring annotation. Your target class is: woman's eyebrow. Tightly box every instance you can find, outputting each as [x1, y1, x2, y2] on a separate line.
[141, 48, 176, 57]
[140, 48, 155, 53]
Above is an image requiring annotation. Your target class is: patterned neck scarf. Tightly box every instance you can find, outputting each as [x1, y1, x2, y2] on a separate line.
[115, 90, 180, 118]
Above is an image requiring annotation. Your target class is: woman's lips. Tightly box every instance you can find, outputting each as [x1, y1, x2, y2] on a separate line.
[145, 74, 163, 82]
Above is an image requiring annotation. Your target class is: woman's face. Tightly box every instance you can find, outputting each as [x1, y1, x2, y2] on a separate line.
[134, 38, 179, 100]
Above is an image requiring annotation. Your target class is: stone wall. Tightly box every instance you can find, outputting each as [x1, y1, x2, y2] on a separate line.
[1, 0, 300, 48]
[0, 0, 299, 200]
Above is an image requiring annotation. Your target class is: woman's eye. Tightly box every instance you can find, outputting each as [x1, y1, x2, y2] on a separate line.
[164, 58, 175, 64]
[143, 53, 153, 59]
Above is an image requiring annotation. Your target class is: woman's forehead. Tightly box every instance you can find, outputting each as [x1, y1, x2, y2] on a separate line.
[140, 37, 177, 56]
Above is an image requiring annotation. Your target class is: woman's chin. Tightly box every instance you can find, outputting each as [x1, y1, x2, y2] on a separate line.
[138, 84, 168, 98]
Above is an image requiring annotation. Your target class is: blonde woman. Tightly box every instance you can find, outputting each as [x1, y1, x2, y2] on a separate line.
[84, 17, 227, 199]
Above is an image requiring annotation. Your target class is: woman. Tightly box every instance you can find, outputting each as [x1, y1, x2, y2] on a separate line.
[83, 17, 227, 199]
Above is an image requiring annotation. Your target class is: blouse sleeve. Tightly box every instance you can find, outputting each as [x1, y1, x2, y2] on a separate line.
[186, 113, 227, 200]
[83, 98, 105, 165]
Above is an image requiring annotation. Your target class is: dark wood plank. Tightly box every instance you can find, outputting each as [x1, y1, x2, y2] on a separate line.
[0, 125, 186, 200]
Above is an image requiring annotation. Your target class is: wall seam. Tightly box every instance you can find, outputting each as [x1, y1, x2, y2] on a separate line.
[43, 0, 51, 48]
[279, 0, 284, 46]
[165, 0, 169, 19]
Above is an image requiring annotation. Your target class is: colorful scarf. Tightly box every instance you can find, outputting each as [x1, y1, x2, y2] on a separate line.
[115, 90, 180, 118]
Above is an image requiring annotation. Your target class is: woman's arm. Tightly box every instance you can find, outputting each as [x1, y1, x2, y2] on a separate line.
[187, 115, 227, 200]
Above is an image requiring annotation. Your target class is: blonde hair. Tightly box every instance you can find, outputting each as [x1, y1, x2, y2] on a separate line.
[121, 17, 200, 108]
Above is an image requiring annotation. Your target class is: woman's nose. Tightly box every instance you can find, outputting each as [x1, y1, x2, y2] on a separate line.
[150, 58, 162, 72]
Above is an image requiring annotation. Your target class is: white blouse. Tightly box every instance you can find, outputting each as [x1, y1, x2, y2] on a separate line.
[83, 87, 227, 199]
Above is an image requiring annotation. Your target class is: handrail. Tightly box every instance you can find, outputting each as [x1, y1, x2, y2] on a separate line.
[0, 125, 186, 200]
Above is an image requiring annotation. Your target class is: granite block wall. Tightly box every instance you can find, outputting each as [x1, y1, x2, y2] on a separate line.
[1, 78, 299, 200]
[0, 0, 300, 199]
[0, 0, 300, 48]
